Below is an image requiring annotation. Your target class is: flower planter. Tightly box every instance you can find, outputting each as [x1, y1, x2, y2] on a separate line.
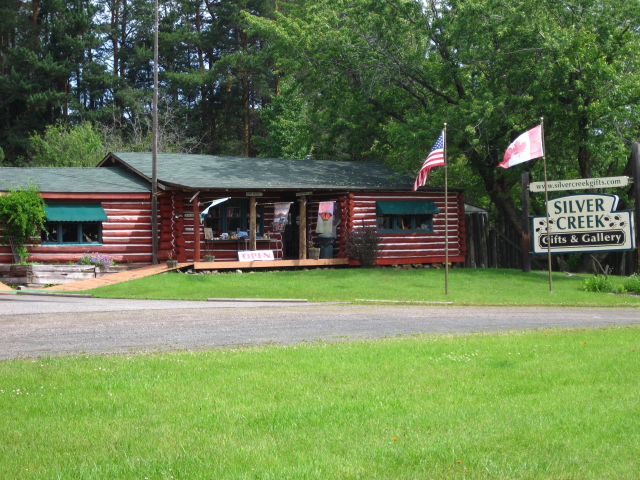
[308, 248, 320, 260]
[166, 260, 178, 269]
[203, 255, 215, 262]
[0, 264, 143, 286]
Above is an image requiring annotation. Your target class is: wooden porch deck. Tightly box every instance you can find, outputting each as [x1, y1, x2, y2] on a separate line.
[45, 263, 192, 292]
[44, 258, 348, 292]
[194, 258, 348, 270]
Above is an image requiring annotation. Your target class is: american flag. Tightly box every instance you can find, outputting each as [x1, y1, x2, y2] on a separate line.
[413, 131, 445, 191]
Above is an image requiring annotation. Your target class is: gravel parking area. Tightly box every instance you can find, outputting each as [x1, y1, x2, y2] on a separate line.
[0, 295, 638, 359]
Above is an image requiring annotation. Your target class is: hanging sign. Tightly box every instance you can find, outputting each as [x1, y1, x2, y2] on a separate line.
[531, 194, 635, 254]
[238, 250, 275, 261]
[272, 202, 291, 233]
[316, 201, 335, 234]
[529, 176, 631, 192]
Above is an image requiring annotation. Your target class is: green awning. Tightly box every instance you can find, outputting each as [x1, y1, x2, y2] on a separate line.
[44, 204, 108, 222]
[376, 201, 440, 215]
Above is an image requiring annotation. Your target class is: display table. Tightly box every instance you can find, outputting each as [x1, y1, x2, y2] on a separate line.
[203, 238, 278, 258]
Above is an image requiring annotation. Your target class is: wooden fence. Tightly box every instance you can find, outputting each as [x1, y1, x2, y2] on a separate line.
[465, 211, 638, 274]
[464, 212, 528, 269]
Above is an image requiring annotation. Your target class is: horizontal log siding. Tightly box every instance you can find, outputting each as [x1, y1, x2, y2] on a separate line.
[0, 199, 154, 265]
[350, 192, 465, 265]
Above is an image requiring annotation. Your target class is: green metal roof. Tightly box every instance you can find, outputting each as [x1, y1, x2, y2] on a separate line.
[0, 167, 151, 193]
[44, 203, 108, 222]
[376, 201, 440, 215]
[103, 153, 422, 191]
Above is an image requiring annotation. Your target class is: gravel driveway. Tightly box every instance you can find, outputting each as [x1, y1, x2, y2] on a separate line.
[0, 295, 638, 359]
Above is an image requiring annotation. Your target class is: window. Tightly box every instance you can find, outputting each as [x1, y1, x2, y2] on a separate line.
[42, 222, 102, 244]
[203, 199, 264, 235]
[376, 201, 439, 233]
[41, 204, 107, 245]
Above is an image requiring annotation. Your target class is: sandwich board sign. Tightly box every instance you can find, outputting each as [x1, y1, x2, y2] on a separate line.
[532, 194, 635, 254]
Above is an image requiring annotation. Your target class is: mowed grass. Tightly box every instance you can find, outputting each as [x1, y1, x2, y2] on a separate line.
[85, 268, 640, 307]
[1, 326, 639, 479]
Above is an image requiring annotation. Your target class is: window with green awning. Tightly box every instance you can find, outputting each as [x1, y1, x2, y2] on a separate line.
[376, 201, 438, 233]
[42, 204, 106, 244]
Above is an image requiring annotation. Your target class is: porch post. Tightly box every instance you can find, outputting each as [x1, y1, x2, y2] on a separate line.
[299, 195, 307, 259]
[249, 196, 257, 250]
[192, 194, 201, 262]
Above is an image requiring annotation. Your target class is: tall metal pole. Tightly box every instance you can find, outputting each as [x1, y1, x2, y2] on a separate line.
[444, 124, 449, 295]
[521, 171, 531, 272]
[632, 141, 640, 273]
[151, 0, 159, 265]
[541, 118, 552, 293]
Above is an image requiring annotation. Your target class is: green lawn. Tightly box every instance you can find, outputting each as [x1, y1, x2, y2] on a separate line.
[1, 326, 639, 479]
[84, 267, 640, 307]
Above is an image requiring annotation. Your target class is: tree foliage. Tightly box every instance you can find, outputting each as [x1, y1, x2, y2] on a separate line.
[247, 0, 640, 230]
[2, 0, 640, 239]
[0, 0, 278, 163]
[30, 122, 105, 167]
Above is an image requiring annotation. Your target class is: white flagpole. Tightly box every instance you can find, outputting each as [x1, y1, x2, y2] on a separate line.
[444, 124, 449, 295]
[541, 117, 552, 293]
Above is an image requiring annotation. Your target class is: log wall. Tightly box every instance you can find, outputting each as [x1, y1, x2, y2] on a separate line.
[0, 194, 152, 265]
[343, 191, 466, 265]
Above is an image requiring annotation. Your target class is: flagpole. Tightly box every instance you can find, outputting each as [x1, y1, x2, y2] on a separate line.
[444, 124, 449, 295]
[541, 117, 552, 293]
[151, 0, 159, 265]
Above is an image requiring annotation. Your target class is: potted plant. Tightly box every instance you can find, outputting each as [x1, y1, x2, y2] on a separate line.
[203, 254, 215, 262]
[166, 252, 178, 269]
[307, 238, 320, 260]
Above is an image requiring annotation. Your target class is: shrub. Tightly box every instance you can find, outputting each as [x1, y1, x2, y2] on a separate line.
[0, 183, 47, 263]
[582, 275, 614, 293]
[621, 274, 640, 294]
[344, 225, 381, 268]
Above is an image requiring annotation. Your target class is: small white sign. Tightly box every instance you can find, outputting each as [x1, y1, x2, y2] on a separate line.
[532, 194, 635, 254]
[238, 250, 275, 261]
[529, 176, 630, 192]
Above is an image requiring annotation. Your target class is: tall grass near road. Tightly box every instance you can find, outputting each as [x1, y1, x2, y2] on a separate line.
[85, 268, 640, 307]
[1, 326, 639, 479]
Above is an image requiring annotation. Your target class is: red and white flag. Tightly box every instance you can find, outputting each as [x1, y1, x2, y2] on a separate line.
[499, 125, 544, 168]
[413, 131, 445, 191]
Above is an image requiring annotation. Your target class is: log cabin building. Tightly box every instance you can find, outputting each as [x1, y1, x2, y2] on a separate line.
[0, 153, 466, 266]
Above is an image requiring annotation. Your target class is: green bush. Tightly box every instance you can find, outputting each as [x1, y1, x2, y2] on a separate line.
[582, 275, 614, 293]
[0, 183, 47, 263]
[621, 274, 640, 294]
